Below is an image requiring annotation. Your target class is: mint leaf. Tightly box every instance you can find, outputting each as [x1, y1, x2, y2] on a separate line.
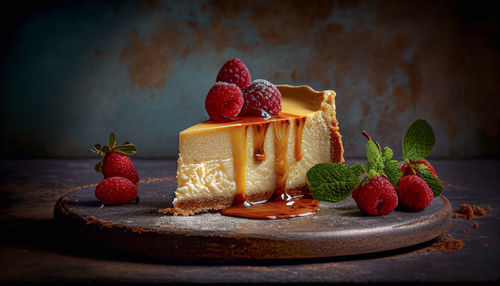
[417, 164, 444, 197]
[384, 160, 402, 188]
[307, 163, 349, 189]
[366, 140, 381, 164]
[365, 140, 385, 177]
[402, 119, 435, 162]
[312, 181, 354, 202]
[349, 163, 365, 179]
[306, 163, 361, 203]
[381, 147, 394, 161]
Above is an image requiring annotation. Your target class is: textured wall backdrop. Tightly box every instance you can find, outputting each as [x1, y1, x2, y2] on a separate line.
[1, 0, 499, 159]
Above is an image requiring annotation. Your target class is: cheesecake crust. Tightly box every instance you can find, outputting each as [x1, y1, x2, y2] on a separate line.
[174, 186, 308, 216]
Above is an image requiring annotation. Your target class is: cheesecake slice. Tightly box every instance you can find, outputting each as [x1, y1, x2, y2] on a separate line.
[174, 85, 344, 215]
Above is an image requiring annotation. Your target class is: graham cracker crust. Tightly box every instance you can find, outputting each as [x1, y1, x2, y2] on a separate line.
[174, 186, 309, 216]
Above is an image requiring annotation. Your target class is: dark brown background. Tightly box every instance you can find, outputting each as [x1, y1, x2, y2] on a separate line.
[1, 0, 499, 159]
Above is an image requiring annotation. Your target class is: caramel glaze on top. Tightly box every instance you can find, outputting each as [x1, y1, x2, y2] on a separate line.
[221, 112, 317, 219]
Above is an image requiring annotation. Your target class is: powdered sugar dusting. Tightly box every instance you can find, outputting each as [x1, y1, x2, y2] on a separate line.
[214, 81, 237, 87]
[151, 196, 444, 235]
[216, 58, 251, 89]
[240, 79, 282, 116]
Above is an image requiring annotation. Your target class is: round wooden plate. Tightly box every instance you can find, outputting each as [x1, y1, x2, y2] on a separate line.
[53, 178, 451, 260]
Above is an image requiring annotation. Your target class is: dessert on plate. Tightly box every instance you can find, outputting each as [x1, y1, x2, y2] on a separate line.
[173, 74, 344, 215]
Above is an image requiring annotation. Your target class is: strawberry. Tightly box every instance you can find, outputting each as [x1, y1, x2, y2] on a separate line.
[102, 151, 139, 184]
[216, 58, 251, 89]
[89, 132, 139, 184]
[95, 177, 137, 205]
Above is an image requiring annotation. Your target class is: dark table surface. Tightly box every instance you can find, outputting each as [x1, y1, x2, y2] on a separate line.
[0, 159, 499, 284]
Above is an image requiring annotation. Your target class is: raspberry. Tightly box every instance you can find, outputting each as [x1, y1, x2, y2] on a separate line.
[240, 79, 282, 117]
[205, 82, 244, 122]
[216, 58, 251, 89]
[400, 162, 415, 177]
[396, 175, 433, 211]
[354, 176, 398, 216]
[95, 177, 138, 205]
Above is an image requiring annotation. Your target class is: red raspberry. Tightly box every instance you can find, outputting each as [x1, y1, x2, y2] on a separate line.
[95, 177, 138, 205]
[103, 151, 139, 184]
[351, 182, 362, 203]
[354, 176, 398, 216]
[400, 162, 415, 177]
[216, 58, 251, 89]
[240, 79, 282, 117]
[396, 175, 433, 211]
[205, 82, 244, 122]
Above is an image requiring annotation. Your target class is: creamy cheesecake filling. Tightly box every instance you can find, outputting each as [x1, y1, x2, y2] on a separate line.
[175, 157, 236, 200]
[231, 126, 247, 203]
[174, 85, 343, 215]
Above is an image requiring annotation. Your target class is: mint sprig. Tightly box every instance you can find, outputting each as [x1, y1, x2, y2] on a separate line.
[306, 163, 364, 202]
[402, 119, 435, 162]
[361, 131, 403, 188]
[306, 119, 443, 204]
[401, 119, 444, 196]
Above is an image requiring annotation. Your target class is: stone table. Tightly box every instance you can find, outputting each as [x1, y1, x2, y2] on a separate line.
[0, 159, 499, 283]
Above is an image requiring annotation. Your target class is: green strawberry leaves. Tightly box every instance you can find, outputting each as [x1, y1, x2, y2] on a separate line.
[95, 160, 103, 173]
[114, 144, 137, 156]
[402, 119, 435, 162]
[89, 132, 137, 173]
[306, 163, 364, 202]
[109, 132, 116, 149]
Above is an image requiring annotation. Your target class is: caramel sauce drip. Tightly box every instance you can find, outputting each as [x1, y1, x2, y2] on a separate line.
[294, 117, 306, 161]
[252, 123, 270, 162]
[224, 114, 316, 220]
[272, 120, 291, 199]
[221, 198, 319, 220]
[231, 126, 248, 203]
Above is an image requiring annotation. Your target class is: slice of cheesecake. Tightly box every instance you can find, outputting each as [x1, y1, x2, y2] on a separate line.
[174, 85, 344, 215]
